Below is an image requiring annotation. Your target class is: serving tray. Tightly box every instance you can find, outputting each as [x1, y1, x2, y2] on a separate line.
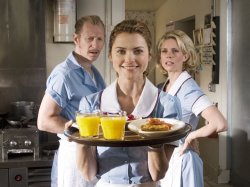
[64, 124, 191, 147]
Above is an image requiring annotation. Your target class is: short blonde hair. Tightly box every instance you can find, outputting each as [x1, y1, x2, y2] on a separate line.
[156, 30, 199, 76]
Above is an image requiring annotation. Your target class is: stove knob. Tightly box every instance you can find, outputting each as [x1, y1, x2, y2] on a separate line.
[10, 141, 17, 147]
[24, 140, 32, 146]
[15, 174, 22, 181]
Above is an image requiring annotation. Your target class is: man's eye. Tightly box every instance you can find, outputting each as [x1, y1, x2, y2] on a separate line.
[97, 37, 104, 42]
[87, 37, 94, 42]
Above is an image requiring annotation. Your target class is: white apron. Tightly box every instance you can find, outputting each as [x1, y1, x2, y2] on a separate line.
[160, 147, 183, 187]
[57, 140, 98, 187]
[95, 180, 160, 187]
[160, 147, 203, 187]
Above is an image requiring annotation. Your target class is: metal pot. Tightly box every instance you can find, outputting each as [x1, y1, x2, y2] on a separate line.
[10, 101, 35, 119]
[6, 116, 31, 127]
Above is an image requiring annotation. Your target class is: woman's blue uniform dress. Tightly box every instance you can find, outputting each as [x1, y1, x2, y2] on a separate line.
[79, 78, 182, 186]
[159, 71, 213, 187]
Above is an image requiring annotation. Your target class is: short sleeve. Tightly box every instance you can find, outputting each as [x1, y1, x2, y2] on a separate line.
[177, 79, 212, 117]
[46, 73, 69, 109]
[192, 95, 213, 116]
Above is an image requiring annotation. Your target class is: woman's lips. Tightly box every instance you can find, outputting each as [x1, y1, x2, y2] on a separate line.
[121, 65, 138, 70]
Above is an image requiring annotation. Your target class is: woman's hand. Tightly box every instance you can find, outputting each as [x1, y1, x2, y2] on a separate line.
[64, 119, 97, 180]
[179, 132, 200, 156]
[65, 120, 74, 129]
[64, 120, 74, 142]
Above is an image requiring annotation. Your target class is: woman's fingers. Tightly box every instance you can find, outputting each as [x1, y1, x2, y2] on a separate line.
[179, 142, 188, 156]
[179, 138, 200, 156]
[65, 120, 74, 142]
[65, 120, 74, 129]
[190, 139, 200, 155]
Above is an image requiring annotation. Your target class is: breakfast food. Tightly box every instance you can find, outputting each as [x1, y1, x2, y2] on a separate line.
[141, 118, 173, 131]
[127, 114, 136, 121]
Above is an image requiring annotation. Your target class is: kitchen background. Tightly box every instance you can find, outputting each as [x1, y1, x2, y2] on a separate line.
[0, 0, 249, 187]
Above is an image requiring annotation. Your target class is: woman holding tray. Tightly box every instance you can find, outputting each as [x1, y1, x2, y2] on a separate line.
[66, 20, 183, 187]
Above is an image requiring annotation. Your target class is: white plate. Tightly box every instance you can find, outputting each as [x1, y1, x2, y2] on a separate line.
[128, 118, 185, 137]
[126, 118, 142, 124]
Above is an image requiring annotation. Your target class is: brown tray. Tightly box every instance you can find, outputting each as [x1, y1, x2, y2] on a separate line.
[64, 124, 191, 147]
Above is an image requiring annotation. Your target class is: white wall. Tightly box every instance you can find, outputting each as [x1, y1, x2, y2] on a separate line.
[155, 0, 229, 184]
[45, 0, 74, 77]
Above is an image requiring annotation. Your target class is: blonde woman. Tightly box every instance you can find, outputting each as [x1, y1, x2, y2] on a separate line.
[156, 30, 227, 187]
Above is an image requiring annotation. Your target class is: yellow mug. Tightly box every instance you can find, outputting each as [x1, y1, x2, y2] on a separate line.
[100, 111, 127, 140]
[75, 110, 100, 137]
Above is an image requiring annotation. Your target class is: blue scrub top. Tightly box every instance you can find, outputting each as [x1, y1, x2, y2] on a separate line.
[46, 52, 106, 121]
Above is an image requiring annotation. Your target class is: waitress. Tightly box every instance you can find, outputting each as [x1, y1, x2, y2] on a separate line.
[156, 30, 228, 187]
[66, 19, 182, 187]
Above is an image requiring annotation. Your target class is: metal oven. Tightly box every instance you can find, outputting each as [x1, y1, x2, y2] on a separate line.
[0, 119, 52, 187]
[0, 116, 39, 160]
[0, 103, 55, 187]
[0, 126, 39, 160]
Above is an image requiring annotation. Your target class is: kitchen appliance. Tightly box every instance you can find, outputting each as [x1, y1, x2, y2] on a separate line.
[10, 101, 36, 120]
[0, 117, 53, 187]
[0, 119, 39, 160]
[0, 166, 52, 187]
